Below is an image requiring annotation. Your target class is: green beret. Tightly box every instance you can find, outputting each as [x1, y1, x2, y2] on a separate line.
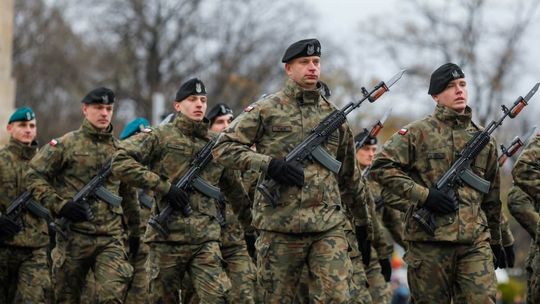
[81, 87, 115, 104]
[120, 117, 150, 140]
[282, 38, 321, 63]
[8, 107, 36, 124]
[175, 78, 206, 102]
[428, 63, 465, 95]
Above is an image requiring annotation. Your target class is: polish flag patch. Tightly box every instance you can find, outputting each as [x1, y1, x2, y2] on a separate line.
[244, 105, 255, 112]
[49, 139, 58, 146]
[398, 128, 408, 135]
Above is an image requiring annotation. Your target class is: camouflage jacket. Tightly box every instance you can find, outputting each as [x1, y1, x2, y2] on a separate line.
[27, 119, 139, 237]
[507, 185, 538, 239]
[0, 138, 49, 247]
[213, 79, 369, 233]
[371, 105, 501, 244]
[112, 114, 251, 244]
[512, 135, 540, 219]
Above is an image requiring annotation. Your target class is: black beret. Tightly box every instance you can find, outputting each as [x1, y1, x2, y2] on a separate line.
[428, 63, 465, 95]
[354, 129, 378, 150]
[81, 87, 115, 104]
[175, 78, 207, 102]
[282, 38, 321, 63]
[206, 103, 234, 123]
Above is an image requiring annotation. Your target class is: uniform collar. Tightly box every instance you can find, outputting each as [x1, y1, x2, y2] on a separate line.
[7, 137, 37, 160]
[283, 79, 321, 106]
[174, 112, 209, 139]
[433, 104, 472, 129]
[80, 118, 114, 140]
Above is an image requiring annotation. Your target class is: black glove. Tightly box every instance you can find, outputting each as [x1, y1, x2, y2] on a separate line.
[0, 215, 21, 239]
[423, 188, 455, 215]
[59, 202, 91, 222]
[164, 185, 190, 212]
[379, 258, 392, 282]
[491, 244, 507, 269]
[128, 236, 140, 259]
[244, 232, 257, 260]
[355, 225, 372, 266]
[504, 244, 515, 268]
[267, 158, 304, 187]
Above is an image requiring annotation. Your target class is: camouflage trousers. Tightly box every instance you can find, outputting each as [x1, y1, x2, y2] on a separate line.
[365, 247, 391, 304]
[181, 242, 257, 304]
[52, 232, 133, 303]
[146, 241, 231, 304]
[525, 240, 535, 304]
[530, 241, 540, 303]
[0, 245, 51, 303]
[404, 240, 496, 304]
[346, 229, 372, 304]
[256, 226, 353, 303]
[124, 242, 150, 304]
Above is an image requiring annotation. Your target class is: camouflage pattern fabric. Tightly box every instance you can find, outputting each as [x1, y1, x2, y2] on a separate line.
[364, 246, 391, 304]
[0, 246, 51, 303]
[52, 232, 133, 303]
[371, 105, 500, 301]
[146, 242, 231, 304]
[530, 221, 540, 303]
[256, 227, 353, 303]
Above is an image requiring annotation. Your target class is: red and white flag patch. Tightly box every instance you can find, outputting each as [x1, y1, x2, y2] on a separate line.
[49, 139, 58, 146]
[398, 128, 408, 135]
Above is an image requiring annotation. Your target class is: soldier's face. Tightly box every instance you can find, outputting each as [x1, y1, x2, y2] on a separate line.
[174, 95, 208, 121]
[7, 120, 37, 145]
[83, 103, 114, 130]
[356, 144, 377, 168]
[433, 78, 468, 113]
[285, 56, 320, 90]
[210, 114, 233, 132]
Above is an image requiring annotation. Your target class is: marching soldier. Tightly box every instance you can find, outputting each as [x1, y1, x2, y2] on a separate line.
[26, 88, 137, 303]
[0, 107, 52, 303]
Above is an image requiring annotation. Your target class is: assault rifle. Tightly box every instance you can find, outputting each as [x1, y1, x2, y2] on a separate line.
[52, 159, 123, 239]
[0, 191, 53, 242]
[356, 108, 392, 151]
[413, 83, 540, 236]
[258, 70, 406, 207]
[148, 136, 226, 238]
[497, 126, 536, 167]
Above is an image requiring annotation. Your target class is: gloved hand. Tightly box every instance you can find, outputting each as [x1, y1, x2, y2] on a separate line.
[267, 158, 304, 187]
[491, 244, 507, 269]
[379, 258, 392, 282]
[128, 236, 140, 259]
[59, 202, 91, 222]
[423, 187, 455, 215]
[244, 232, 257, 260]
[355, 225, 372, 266]
[164, 185, 191, 213]
[504, 244, 515, 268]
[0, 215, 21, 239]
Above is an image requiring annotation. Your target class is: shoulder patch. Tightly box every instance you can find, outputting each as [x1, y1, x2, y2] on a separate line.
[49, 139, 59, 146]
[142, 128, 152, 133]
[398, 128, 408, 135]
[244, 103, 257, 112]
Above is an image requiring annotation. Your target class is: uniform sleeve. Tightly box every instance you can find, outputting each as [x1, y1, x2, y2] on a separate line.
[112, 131, 170, 194]
[512, 137, 540, 207]
[220, 168, 253, 233]
[371, 129, 430, 205]
[381, 206, 406, 248]
[213, 106, 271, 173]
[500, 212, 514, 247]
[120, 183, 141, 238]
[26, 141, 68, 215]
[507, 186, 539, 239]
[371, 200, 393, 259]
[381, 187, 410, 213]
[480, 138, 502, 244]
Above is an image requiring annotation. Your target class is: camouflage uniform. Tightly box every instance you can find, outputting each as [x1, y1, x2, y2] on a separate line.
[512, 134, 540, 303]
[27, 119, 137, 303]
[112, 114, 251, 304]
[0, 138, 51, 303]
[213, 79, 370, 303]
[371, 105, 500, 303]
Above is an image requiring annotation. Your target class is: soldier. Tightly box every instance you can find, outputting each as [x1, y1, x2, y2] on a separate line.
[371, 63, 503, 303]
[112, 78, 250, 303]
[354, 132, 395, 303]
[119, 117, 153, 304]
[26, 88, 137, 303]
[512, 133, 540, 302]
[213, 38, 371, 303]
[181, 103, 257, 304]
[0, 107, 52, 303]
